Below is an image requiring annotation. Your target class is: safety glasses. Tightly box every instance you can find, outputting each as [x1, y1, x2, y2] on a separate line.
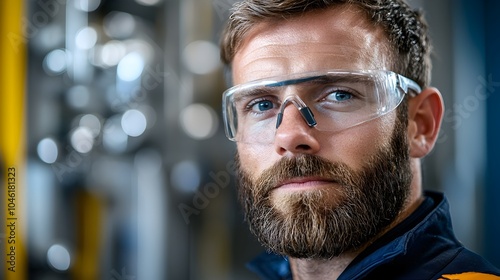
[222, 70, 421, 144]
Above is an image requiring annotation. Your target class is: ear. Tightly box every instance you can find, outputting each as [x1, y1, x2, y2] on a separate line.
[407, 87, 444, 158]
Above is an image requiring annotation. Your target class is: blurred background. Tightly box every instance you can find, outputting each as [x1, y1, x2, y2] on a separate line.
[0, 0, 498, 279]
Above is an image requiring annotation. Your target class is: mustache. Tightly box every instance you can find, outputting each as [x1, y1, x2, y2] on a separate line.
[251, 154, 360, 195]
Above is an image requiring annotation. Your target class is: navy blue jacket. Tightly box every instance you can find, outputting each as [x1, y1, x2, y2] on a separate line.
[247, 191, 500, 279]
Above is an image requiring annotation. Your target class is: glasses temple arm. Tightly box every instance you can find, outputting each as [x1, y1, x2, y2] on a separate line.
[397, 75, 422, 96]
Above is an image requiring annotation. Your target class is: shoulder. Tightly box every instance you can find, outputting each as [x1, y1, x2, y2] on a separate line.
[432, 248, 500, 279]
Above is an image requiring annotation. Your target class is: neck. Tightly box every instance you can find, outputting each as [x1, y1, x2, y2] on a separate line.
[289, 251, 359, 280]
[289, 159, 424, 280]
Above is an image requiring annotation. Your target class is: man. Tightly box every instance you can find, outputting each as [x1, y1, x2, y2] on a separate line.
[219, 0, 500, 279]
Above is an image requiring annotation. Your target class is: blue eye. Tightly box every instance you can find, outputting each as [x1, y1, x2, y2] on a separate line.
[252, 100, 274, 112]
[327, 91, 353, 102]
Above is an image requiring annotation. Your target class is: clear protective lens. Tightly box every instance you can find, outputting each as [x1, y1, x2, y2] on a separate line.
[223, 70, 421, 144]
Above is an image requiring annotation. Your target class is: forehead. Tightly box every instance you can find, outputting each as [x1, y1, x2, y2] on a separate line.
[232, 5, 392, 85]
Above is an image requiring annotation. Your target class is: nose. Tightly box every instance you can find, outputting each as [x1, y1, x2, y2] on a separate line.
[275, 97, 317, 129]
[273, 104, 320, 155]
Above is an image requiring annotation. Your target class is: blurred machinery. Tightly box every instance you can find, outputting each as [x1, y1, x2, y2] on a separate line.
[25, 0, 262, 279]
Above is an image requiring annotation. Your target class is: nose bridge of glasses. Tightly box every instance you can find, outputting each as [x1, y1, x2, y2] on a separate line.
[276, 95, 317, 129]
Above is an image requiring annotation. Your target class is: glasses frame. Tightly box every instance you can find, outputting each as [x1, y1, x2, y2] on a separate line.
[222, 69, 422, 142]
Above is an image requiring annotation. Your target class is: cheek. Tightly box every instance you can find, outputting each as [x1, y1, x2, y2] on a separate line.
[236, 114, 398, 177]
[323, 115, 396, 169]
[237, 144, 276, 179]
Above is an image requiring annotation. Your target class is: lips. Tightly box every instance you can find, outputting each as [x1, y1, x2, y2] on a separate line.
[275, 177, 337, 190]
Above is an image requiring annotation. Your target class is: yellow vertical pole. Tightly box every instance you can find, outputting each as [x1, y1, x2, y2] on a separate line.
[72, 192, 103, 280]
[0, 1, 27, 279]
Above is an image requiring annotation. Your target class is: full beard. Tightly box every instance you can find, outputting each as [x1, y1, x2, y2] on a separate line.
[235, 114, 412, 259]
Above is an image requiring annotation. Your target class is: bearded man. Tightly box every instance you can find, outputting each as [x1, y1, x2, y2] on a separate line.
[219, 0, 500, 279]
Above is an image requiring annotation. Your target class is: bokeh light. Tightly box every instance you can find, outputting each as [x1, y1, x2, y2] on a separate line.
[75, 27, 98, 50]
[43, 49, 68, 75]
[104, 12, 136, 39]
[70, 126, 95, 154]
[100, 40, 127, 67]
[47, 244, 71, 272]
[79, 114, 102, 137]
[182, 40, 221, 75]
[121, 109, 147, 137]
[75, 0, 101, 12]
[37, 138, 59, 164]
[180, 103, 218, 140]
[117, 52, 145, 82]
[135, 0, 163, 6]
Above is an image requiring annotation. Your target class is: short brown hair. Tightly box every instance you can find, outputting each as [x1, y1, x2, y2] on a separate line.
[220, 0, 432, 88]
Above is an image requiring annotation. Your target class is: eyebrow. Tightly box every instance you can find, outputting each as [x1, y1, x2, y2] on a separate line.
[232, 73, 373, 102]
[266, 74, 372, 87]
[232, 87, 277, 104]
[265, 75, 325, 87]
